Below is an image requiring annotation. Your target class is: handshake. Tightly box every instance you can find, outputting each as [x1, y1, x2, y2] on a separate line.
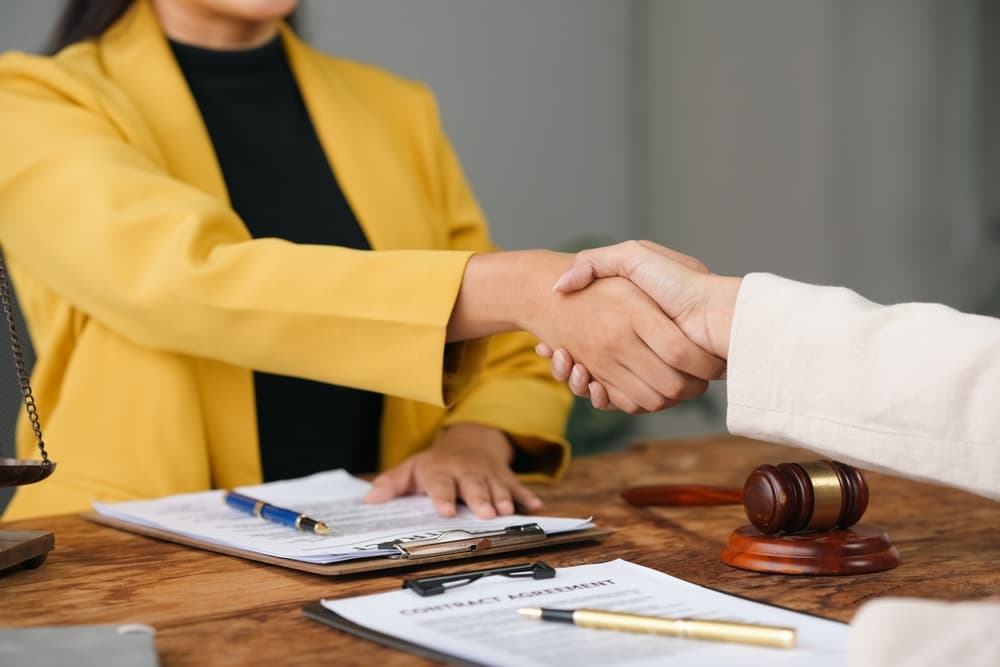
[529, 240, 743, 414]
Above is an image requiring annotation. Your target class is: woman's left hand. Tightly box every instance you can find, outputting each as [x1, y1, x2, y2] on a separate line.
[362, 423, 544, 519]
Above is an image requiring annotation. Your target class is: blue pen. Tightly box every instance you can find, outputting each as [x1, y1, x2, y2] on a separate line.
[223, 490, 331, 535]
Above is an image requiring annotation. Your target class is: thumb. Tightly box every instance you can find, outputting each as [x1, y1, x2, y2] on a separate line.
[553, 241, 638, 293]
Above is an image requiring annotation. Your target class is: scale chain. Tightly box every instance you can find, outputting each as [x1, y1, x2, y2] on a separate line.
[0, 249, 49, 466]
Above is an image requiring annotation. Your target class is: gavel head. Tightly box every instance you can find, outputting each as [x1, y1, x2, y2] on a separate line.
[743, 460, 868, 535]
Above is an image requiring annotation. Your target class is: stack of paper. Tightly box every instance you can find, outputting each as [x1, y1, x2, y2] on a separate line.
[93, 470, 592, 564]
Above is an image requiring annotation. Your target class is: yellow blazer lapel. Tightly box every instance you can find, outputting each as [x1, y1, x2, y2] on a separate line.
[280, 27, 435, 251]
[97, 0, 229, 201]
[95, 0, 261, 488]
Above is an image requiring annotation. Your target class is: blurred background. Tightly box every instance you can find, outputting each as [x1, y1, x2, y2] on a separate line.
[1, 0, 998, 495]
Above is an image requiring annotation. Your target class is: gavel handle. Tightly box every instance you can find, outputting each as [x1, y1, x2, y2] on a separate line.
[621, 485, 743, 506]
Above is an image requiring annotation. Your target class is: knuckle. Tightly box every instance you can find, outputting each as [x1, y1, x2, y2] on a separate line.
[621, 239, 643, 256]
[575, 248, 596, 267]
[648, 394, 673, 412]
[659, 343, 684, 368]
[659, 376, 685, 399]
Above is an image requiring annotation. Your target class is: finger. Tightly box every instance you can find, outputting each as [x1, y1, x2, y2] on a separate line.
[603, 379, 681, 413]
[568, 363, 591, 397]
[601, 380, 646, 414]
[421, 471, 459, 517]
[363, 463, 413, 503]
[487, 477, 516, 516]
[588, 381, 612, 410]
[588, 317, 691, 412]
[457, 476, 497, 519]
[637, 240, 710, 274]
[535, 342, 554, 358]
[551, 349, 573, 382]
[635, 310, 726, 381]
[607, 335, 707, 410]
[510, 481, 544, 513]
[626, 345, 710, 404]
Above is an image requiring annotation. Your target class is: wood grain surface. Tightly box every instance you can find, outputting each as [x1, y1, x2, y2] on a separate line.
[1, 435, 997, 666]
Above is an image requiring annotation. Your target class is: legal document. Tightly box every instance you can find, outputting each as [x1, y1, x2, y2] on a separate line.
[92, 470, 592, 564]
[320, 559, 847, 666]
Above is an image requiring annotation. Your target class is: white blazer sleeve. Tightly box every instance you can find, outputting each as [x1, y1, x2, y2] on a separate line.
[847, 598, 1000, 666]
[726, 272, 1000, 501]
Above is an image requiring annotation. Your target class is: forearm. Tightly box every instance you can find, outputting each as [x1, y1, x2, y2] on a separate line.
[726, 273, 1000, 500]
[447, 250, 571, 341]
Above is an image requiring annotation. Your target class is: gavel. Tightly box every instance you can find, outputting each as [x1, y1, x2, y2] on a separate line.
[621, 460, 869, 535]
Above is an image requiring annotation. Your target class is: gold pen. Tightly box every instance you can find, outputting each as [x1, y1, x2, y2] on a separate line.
[517, 607, 796, 649]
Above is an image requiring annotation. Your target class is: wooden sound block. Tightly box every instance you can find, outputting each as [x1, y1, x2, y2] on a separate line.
[720, 524, 900, 575]
[0, 530, 54, 572]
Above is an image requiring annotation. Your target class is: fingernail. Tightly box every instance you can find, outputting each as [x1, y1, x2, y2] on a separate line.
[497, 500, 514, 515]
[553, 354, 567, 375]
[552, 275, 567, 292]
[570, 366, 584, 385]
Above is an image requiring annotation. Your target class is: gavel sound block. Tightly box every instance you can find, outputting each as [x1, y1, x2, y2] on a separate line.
[622, 460, 901, 575]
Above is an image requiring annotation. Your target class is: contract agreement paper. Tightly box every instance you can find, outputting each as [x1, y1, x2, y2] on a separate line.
[320, 559, 846, 666]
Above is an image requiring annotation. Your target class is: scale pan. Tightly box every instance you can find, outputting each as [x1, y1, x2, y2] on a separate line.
[0, 458, 56, 487]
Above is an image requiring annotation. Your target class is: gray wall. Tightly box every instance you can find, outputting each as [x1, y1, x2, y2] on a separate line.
[645, 0, 997, 305]
[636, 0, 1000, 438]
[300, 0, 644, 251]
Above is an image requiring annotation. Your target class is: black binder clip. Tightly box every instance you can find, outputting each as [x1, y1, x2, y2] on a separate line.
[378, 523, 548, 559]
[403, 560, 557, 597]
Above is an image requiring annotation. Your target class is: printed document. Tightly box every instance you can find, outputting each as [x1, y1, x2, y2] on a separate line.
[92, 470, 591, 564]
[321, 559, 846, 666]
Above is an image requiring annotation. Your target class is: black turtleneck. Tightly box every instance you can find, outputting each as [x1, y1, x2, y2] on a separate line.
[170, 37, 383, 480]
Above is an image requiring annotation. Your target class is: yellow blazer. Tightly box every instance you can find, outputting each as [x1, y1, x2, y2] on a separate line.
[0, 0, 570, 520]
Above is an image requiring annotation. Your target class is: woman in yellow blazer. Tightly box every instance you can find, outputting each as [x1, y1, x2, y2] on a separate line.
[0, 0, 722, 520]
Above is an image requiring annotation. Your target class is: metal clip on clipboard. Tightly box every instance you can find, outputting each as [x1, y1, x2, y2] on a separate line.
[378, 523, 547, 559]
[403, 561, 557, 597]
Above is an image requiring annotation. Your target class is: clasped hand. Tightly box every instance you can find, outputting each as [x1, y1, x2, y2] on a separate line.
[365, 243, 737, 519]
[537, 240, 741, 412]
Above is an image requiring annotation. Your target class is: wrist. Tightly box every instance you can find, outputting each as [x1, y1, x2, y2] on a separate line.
[439, 423, 515, 464]
[448, 250, 571, 341]
[703, 275, 742, 360]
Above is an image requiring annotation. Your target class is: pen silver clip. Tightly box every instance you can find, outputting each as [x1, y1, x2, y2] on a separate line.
[380, 523, 547, 559]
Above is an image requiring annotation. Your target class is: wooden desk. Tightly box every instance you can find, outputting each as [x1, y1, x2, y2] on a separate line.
[1, 436, 997, 666]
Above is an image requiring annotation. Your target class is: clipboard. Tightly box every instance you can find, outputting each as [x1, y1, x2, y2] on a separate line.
[82, 512, 610, 576]
[303, 603, 486, 666]
[303, 603, 487, 666]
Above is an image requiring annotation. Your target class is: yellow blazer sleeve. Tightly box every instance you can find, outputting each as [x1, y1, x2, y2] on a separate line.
[0, 51, 481, 407]
[411, 84, 572, 479]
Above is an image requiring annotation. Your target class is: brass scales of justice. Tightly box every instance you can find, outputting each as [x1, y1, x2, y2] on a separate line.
[0, 249, 56, 572]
